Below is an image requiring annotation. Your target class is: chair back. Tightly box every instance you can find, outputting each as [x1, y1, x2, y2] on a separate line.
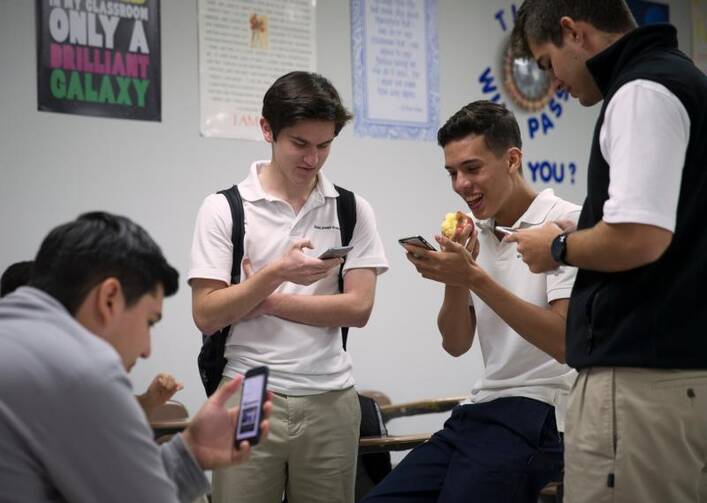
[148, 399, 188, 422]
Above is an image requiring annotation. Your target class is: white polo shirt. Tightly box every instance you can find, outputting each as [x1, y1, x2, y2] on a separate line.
[600, 79, 689, 232]
[467, 189, 580, 430]
[188, 161, 389, 395]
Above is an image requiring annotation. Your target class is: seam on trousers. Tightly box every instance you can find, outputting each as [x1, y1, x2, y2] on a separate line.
[610, 368, 617, 503]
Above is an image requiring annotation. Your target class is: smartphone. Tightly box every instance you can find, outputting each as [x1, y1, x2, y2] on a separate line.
[495, 226, 515, 235]
[318, 245, 353, 259]
[398, 235, 437, 251]
[235, 366, 269, 448]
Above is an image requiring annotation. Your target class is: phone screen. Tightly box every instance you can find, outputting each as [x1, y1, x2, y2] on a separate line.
[235, 370, 267, 445]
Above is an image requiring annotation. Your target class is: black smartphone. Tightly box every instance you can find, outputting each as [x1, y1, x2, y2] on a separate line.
[398, 235, 437, 251]
[235, 365, 269, 448]
[318, 245, 353, 259]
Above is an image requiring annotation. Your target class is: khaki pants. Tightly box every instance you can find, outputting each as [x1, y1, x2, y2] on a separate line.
[565, 367, 707, 503]
[212, 378, 360, 503]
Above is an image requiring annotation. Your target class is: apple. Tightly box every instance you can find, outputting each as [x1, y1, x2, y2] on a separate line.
[441, 211, 474, 240]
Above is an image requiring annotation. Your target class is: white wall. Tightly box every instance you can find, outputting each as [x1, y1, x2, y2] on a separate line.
[0, 0, 691, 450]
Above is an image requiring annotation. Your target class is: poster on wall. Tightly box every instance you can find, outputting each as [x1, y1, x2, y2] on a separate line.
[625, 0, 669, 25]
[692, 0, 707, 74]
[36, 0, 161, 121]
[198, 0, 316, 141]
[350, 0, 439, 141]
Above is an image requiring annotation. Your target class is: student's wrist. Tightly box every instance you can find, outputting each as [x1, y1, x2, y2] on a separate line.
[261, 261, 287, 287]
[262, 292, 282, 316]
[444, 284, 469, 297]
[178, 429, 203, 468]
[136, 392, 152, 408]
[467, 268, 492, 296]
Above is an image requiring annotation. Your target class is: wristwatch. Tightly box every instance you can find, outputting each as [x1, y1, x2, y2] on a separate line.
[551, 232, 571, 266]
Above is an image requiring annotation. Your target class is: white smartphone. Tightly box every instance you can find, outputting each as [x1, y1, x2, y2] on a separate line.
[318, 245, 353, 260]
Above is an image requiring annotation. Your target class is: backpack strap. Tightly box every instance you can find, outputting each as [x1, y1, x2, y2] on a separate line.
[335, 185, 356, 248]
[334, 185, 357, 350]
[218, 185, 245, 284]
[197, 185, 245, 397]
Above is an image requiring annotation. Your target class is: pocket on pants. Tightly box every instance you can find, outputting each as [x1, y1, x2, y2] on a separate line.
[567, 369, 617, 460]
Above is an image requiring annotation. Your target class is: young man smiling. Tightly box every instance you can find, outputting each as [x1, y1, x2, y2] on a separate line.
[189, 71, 388, 503]
[362, 101, 579, 503]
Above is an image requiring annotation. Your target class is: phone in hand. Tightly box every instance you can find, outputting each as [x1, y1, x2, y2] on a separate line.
[398, 235, 437, 251]
[495, 226, 515, 235]
[318, 245, 353, 260]
[235, 366, 269, 448]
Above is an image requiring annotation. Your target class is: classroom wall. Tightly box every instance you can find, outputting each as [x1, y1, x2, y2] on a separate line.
[0, 0, 692, 452]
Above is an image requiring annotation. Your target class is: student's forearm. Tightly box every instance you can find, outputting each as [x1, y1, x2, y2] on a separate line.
[566, 221, 672, 272]
[437, 286, 475, 357]
[473, 275, 566, 363]
[193, 265, 284, 334]
[266, 292, 374, 328]
[135, 393, 156, 417]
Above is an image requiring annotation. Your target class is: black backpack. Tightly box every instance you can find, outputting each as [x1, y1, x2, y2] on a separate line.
[197, 183, 357, 397]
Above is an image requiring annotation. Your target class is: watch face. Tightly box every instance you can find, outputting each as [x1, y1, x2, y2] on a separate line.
[552, 233, 566, 263]
[503, 41, 555, 112]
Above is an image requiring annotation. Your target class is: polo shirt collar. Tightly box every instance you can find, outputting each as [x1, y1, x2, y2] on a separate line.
[476, 189, 557, 233]
[238, 160, 339, 203]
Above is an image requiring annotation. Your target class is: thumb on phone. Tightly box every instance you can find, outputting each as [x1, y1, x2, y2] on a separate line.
[291, 239, 314, 252]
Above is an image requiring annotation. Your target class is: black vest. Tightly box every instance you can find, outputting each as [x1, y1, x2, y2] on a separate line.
[566, 24, 707, 370]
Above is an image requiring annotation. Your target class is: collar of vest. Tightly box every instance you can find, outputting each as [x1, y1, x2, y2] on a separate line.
[586, 24, 678, 97]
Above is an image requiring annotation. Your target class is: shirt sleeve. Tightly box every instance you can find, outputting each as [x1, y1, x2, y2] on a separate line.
[160, 435, 212, 503]
[547, 205, 581, 302]
[600, 80, 689, 232]
[343, 194, 389, 275]
[45, 365, 208, 503]
[188, 193, 234, 285]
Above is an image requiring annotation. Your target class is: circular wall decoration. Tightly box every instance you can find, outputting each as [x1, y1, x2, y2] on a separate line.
[502, 41, 555, 112]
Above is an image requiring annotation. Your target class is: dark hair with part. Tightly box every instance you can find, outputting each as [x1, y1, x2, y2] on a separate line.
[511, 0, 637, 59]
[437, 101, 522, 156]
[0, 261, 34, 297]
[262, 71, 353, 140]
[30, 212, 179, 315]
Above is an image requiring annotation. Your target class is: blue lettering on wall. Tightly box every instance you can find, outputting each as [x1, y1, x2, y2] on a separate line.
[478, 67, 501, 103]
[494, 4, 518, 32]
[528, 117, 540, 138]
[494, 9, 507, 31]
[526, 89, 570, 139]
[527, 161, 577, 184]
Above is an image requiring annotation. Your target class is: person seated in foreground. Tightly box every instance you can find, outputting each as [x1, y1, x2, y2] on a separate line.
[0, 212, 272, 502]
[1, 260, 185, 421]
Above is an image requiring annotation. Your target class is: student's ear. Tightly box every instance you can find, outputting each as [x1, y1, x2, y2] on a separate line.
[260, 118, 274, 144]
[95, 278, 123, 325]
[560, 16, 582, 45]
[507, 147, 523, 175]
